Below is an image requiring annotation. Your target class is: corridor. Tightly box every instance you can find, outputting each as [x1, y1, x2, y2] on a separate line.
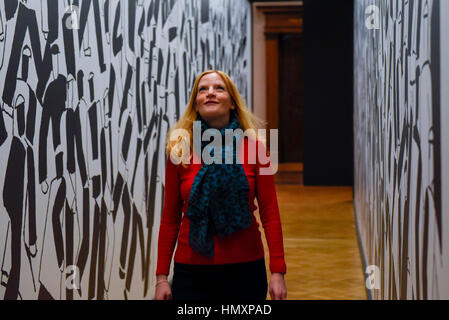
[257, 185, 367, 300]
[1, 0, 447, 301]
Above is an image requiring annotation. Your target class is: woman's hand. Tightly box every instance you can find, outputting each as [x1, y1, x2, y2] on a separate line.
[269, 273, 287, 300]
[154, 275, 172, 300]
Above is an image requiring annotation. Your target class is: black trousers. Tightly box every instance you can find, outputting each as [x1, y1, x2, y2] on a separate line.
[172, 258, 268, 301]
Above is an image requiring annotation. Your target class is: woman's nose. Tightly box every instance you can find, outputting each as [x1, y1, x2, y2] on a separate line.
[206, 87, 215, 96]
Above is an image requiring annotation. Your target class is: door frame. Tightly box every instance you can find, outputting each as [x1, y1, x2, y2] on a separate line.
[252, 1, 303, 127]
[252, 2, 303, 151]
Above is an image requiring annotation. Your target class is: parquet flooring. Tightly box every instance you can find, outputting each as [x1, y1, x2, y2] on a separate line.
[256, 185, 367, 300]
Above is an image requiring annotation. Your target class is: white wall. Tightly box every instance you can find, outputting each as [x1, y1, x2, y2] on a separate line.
[354, 0, 449, 299]
[0, 0, 252, 300]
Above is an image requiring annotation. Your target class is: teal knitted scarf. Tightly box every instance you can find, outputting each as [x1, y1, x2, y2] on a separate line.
[187, 111, 253, 257]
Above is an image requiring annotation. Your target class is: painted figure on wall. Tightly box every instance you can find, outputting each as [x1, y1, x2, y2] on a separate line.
[354, 0, 444, 299]
[0, 0, 251, 300]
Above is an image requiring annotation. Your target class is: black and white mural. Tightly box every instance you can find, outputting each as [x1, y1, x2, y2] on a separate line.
[354, 0, 449, 299]
[0, 0, 251, 300]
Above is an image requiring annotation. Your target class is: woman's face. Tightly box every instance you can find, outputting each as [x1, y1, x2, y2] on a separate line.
[195, 73, 235, 128]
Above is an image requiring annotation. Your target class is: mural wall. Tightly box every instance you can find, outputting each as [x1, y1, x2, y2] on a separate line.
[354, 0, 449, 299]
[0, 0, 251, 300]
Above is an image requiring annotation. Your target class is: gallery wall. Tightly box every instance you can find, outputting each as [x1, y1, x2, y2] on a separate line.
[354, 0, 449, 299]
[0, 0, 251, 300]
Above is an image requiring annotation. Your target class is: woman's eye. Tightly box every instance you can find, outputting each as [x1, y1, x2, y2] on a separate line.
[199, 87, 206, 92]
[217, 86, 224, 90]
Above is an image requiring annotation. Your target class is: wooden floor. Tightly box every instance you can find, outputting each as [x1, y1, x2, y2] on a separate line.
[256, 185, 367, 300]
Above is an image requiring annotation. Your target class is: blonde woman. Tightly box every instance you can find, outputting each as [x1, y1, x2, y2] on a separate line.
[155, 70, 287, 300]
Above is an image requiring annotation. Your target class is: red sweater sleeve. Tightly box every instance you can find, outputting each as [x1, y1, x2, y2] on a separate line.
[156, 157, 183, 275]
[256, 141, 287, 274]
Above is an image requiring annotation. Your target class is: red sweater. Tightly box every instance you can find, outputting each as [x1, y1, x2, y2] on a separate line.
[156, 138, 286, 275]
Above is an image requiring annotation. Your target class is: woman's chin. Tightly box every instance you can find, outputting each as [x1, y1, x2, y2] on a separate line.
[203, 105, 221, 112]
[200, 110, 223, 119]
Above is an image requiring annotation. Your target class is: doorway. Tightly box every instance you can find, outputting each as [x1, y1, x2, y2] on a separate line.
[253, 3, 303, 184]
[279, 33, 303, 164]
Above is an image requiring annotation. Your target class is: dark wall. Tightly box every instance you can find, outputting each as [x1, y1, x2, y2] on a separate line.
[303, 0, 354, 186]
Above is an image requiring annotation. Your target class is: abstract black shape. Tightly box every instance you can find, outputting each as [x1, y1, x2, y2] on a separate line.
[108, 65, 116, 116]
[147, 0, 153, 26]
[165, 47, 171, 89]
[135, 58, 143, 133]
[169, 27, 177, 42]
[15, 97, 25, 137]
[62, 12, 77, 79]
[141, 82, 147, 126]
[3, 137, 25, 300]
[154, 0, 160, 24]
[430, 0, 442, 251]
[96, 200, 107, 300]
[92, 175, 101, 199]
[119, 64, 133, 123]
[38, 75, 66, 184]
[78, 0, 106, 72]
[88, 73, 95, 102]
[138, 9, 145, 37]
[0, 111, 7, 147]
[180, 13, 185, 40]
[130, 138, 142, 195]
[113, 2, 123, 56]
[111, 174, 123, 219]
[55, 151, 63, 179]
[38, 283, 55, 300]
[128, 0, 136, 52]
[20, 46, 31, 81]
[143, 109, 157, 151]
[88, 102, 99, 160]
[46, 0, 59, 44]
[119, 185, 131, 278]
[25, 85, 37, 142]
[125, 205, 145, 292]
[104, 0, 110, 34]
[100, 129, 107, 192]
[76, 187, 90, 281]
[65, 201, 74, 300]
[201, 0, 209, 23]
[3, 3, 53, 106]
[77, 70, 84, 100]
[122, 116, 133, 161]
[51, 178, 66, 269]
[88, 202, 101, 300]
[5, 0, 18, 21]
[26, 146, 37, 247]
[157, 48, 163, 84]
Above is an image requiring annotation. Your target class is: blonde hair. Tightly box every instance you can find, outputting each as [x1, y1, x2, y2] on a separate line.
[166, 70, 265, 164]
